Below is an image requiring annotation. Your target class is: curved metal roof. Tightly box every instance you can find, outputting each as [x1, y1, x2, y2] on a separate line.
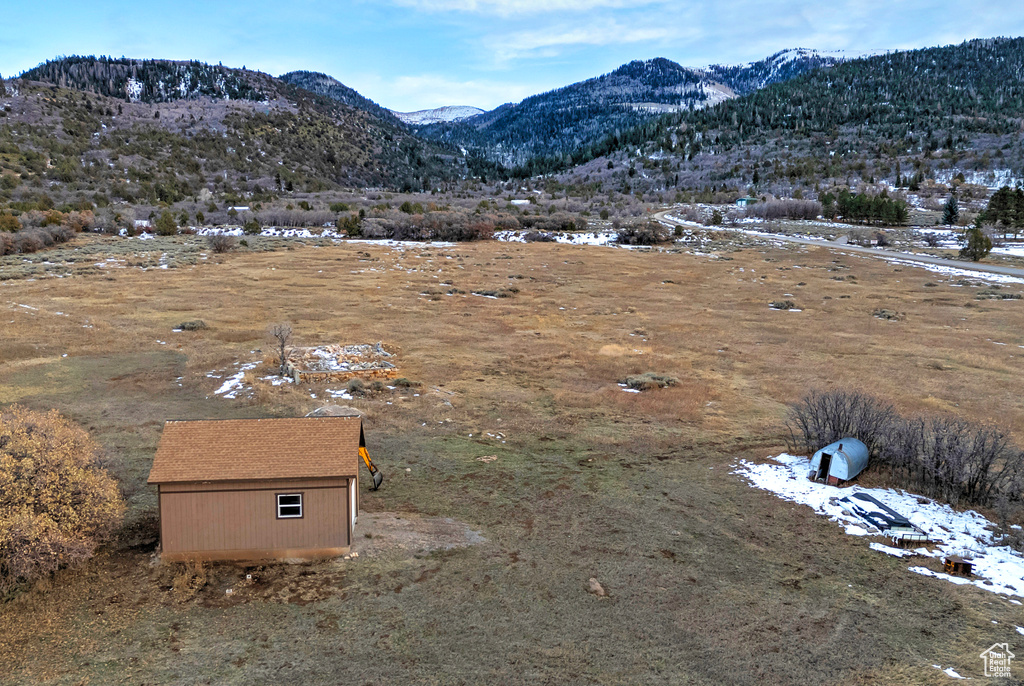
[811, 437, 869, 481]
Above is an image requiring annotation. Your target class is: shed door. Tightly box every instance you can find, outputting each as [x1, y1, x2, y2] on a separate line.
[816, 453, 832, 481]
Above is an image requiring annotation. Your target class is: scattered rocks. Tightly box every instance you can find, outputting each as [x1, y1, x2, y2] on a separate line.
[873, 308, 905, 321]
[588, 577, 607, 597]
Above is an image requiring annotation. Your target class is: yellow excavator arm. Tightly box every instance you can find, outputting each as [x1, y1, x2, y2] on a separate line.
[359, 446, 383, 490]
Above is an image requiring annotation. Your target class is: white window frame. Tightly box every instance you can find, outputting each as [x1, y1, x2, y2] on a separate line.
[276, 492, 303, 519]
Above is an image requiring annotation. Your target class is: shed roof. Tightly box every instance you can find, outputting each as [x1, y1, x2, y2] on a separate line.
[148, 417, 362, 484]
[812, 437, 869, 480]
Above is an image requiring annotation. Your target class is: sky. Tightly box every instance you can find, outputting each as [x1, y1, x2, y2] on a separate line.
[2, 1, 1023, 112]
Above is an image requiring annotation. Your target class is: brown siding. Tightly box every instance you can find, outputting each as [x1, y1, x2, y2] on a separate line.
[158, 478, 351, 561]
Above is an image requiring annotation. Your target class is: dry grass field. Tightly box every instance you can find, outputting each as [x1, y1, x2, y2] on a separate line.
[2, 234, 1024, 684]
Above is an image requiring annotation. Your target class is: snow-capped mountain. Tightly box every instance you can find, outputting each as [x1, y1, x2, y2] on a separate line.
[393, 106, 485, 125]
[703, 48, 859, 94]
[412, 48, 847, 165]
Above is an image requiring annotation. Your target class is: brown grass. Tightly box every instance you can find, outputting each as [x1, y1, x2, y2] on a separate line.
[1, 235, 1023, 683]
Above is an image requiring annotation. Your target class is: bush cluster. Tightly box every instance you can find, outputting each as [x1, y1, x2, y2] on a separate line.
[363, 210, 514, 242]
[787, 389, 1024, 509]
[621, 372, 678, 390]
[0, 405, 124, 594]
[615, 222, 670, 245]
[0, 209, 93, 255]
[745, 199, 822, 221]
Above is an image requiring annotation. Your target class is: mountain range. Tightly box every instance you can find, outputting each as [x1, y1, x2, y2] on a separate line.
[2, 39, 1022, 204]
[393, 106, 485, 125]
[4, 57, 457, 201]
[408, 49, 846, 166]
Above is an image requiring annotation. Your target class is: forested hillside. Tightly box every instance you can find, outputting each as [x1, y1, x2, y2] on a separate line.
[539, 38, 1024, 196]
[414, 50, 840, 166]
[0, 58, 459, 207]
[278, 70, 406, 128]
[21, 57, 268, 103]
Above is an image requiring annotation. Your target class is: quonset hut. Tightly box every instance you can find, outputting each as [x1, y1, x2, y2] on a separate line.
[808, 438, 869, 486]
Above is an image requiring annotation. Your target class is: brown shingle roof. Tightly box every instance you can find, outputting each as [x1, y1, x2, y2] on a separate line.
[148, 417, 362, 484]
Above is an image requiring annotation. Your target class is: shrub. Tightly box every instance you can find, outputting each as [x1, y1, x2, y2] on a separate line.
[65, 210, 94, 233]
[0, 405, 124, 595]
[959, 224, 992, 261]
[154, 211, 177, 236]
[394, 377, 421, 388]
[171, 560, 208, 602]
[873, 308, 904, 321]
[330, 202, 350, 213]
[621, 372, 678, 391]
[337, 213, 361, 237]
[786, 389, 897, 459]
[523, 231, 557, 242]
[0, 212, 21, 233]
[616, 222, 669, 245]
[242, 219, 261, 235]
[346, 378, 365, 395]
[745, 199, 823, 221]
[770, 300, 796, 310]
[176, 320, 207, 331]
[207, 234, 237, 253]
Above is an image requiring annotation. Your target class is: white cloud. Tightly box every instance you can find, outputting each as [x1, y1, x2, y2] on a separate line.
[492, 22, 687, 62]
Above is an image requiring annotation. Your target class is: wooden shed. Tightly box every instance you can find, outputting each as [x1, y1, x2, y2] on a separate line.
[148, 417, 365, 562]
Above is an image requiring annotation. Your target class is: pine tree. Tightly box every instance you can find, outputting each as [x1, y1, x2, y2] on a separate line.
[942, 194, 960, 226]
[959, 221, 992, 261]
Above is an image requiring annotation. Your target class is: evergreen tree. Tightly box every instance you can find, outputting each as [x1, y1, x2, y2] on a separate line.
[942, 194, 960, 226]
[154, 211, 177, 236]
[959, 222, 992, 261]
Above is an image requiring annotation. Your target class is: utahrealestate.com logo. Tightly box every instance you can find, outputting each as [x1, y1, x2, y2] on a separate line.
[980, 643, 1014, 678]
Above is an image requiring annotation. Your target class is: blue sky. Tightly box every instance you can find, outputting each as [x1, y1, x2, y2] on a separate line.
[2, 1, 1023, 112]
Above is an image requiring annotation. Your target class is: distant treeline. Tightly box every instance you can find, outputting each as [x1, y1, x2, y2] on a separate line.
[823, 190, 908, 225]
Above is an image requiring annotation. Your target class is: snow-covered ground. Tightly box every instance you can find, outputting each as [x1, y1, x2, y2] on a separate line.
[206, 359, 362, 402]
[916, 228, 1024, 258]
[391, 105, 484, 125]
[734, 454, 1024, 599]
[878, 256, 1024, 285]
[933, 168, 1023, 190]
[495, 230, 618, 246]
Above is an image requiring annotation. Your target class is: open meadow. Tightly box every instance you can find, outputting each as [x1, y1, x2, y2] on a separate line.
[2, 234, 1023, 684]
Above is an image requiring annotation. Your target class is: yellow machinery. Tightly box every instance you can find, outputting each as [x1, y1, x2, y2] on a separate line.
[359, 446, 383, 490]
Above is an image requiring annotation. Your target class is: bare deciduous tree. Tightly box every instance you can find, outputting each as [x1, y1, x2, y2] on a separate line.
[268, 322, 293, 377]
[787, 388, 1024, 513]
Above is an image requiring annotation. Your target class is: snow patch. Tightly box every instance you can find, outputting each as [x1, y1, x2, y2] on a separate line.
[734, 454, 1024, 599]
[392, 106, 484, 125]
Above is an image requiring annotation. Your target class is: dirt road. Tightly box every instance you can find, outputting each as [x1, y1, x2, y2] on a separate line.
[655, 209, 1024, 279]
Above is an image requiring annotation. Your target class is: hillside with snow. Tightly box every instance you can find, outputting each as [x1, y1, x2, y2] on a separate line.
[411, 49, 843, 166]
[393, 106, 485, 125]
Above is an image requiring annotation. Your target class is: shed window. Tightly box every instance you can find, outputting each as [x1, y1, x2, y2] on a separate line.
[276, 493, 303, 519]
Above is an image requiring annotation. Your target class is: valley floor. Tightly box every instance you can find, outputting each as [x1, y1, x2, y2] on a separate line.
[1, 235, 1023, 684]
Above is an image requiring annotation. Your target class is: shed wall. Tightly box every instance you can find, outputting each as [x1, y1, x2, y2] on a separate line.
[158, 478, 351, 561]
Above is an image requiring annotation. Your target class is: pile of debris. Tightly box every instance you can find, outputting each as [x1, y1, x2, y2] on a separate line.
[286, 342, 398, 383]
[838, 492, 930, 547]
